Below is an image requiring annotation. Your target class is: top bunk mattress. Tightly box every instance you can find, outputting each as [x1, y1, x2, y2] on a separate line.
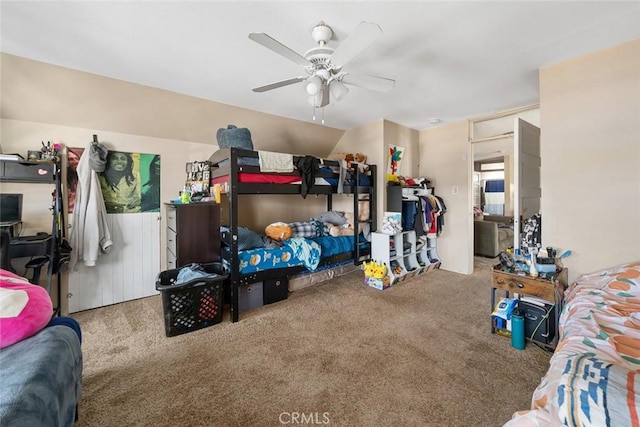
[208, 148, 373, 189]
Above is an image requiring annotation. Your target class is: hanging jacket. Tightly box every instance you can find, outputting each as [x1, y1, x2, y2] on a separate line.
[69, 142, 113, 269]
[294, 156, 318, 198]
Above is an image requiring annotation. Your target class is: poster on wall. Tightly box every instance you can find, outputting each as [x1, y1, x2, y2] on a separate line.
[67, 147, 84, 214]
[185, 161, 210, 196]
[67, 149, 161, 214]
[387, 145, 404, 180]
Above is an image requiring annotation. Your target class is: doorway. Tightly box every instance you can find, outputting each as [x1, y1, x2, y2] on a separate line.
[468, 105, 540, 271]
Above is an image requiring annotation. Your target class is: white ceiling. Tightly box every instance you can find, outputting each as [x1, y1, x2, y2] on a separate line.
[2, 1, 639, 131]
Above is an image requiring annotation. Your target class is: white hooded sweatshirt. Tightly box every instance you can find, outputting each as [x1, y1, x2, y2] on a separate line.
[69, 143, 113, 269]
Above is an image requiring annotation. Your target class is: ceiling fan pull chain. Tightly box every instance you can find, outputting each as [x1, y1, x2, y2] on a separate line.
[321, 107, 325, 125]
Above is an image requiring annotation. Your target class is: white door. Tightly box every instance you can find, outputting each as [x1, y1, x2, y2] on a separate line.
[513, 118, 541, 250]
[68, 213, 161, 312]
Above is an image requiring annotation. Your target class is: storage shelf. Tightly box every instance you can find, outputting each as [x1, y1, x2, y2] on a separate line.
[371, 230, 440, 286]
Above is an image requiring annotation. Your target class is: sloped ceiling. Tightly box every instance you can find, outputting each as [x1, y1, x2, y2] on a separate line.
[1, 1, 639, 130]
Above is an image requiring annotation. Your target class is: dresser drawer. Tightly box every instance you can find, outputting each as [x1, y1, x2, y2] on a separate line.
[166, 248, 176, 270]
[492, 271, 555, 301]
[166, 206, 177, 232]
[166, 228, 177, 256]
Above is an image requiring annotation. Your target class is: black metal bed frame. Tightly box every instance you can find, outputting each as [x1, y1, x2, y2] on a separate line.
[208, 147, 377, 322]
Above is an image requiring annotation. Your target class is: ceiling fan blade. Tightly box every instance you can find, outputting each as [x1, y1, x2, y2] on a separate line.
[248, 33, 311, 67]
[330, 22, 383, 66]
[252, 77, 306, 93]
[341, 73, 395, 93]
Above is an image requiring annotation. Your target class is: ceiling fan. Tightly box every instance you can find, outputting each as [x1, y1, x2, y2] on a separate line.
[249, 21, 395, 108]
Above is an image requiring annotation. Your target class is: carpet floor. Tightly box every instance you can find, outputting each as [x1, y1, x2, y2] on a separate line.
[72, 257, 551, 427]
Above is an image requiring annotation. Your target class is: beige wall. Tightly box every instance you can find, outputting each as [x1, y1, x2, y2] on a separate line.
[329, 119, 419, 230]
[419, 120, 473, 275]
[0, 54, 404, 272]
[4, 37, 637, 285]
[330, 120, 384, 218]
[0, 53, 344, 155]
[420, 38, 640, 281]
[540, 38, 640, 281]
[0, 53, 351, 231]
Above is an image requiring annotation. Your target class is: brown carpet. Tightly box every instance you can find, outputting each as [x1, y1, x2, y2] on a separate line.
[72, 257, 551, 427]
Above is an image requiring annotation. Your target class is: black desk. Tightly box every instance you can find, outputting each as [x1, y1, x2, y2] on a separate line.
[0, 230, 59, 313]
[1, 159, 64, 315]
[9, 235, 53, 260]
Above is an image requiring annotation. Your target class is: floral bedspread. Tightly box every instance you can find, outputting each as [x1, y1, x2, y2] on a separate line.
[505, 261, 640, 426]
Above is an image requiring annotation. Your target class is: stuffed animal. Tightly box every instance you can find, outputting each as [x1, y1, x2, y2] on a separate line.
[352, 153, 370, 173]
[0, 270, 53, 349]
[328, 212, 355, 237]
[373, 262, 387, 279]
[313, 211, 347, 226]
[328, 222, 354, 237]
[265, 222, 292, 242]
[363, 261, 376, 277]
[327, 152, 350, 166]
[363, 261, 388, 279]
[327, 152, 368, 170]
[327, 206, 370, 237]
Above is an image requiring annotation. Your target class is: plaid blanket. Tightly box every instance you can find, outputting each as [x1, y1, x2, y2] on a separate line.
[289, 220, 328, 238]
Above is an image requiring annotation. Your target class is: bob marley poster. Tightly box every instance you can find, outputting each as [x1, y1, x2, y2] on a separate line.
[98, 151, 161, 213]
[68, 149, 160, 214]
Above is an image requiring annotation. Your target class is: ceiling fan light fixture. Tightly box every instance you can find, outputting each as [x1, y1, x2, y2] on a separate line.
[249, 20, 395, 115]
[329, 79, 349, 102]
[308, 90, 324, 108]
[305, 75, 323, 96]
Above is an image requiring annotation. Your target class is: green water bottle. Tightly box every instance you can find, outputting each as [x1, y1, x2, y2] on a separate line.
[511, 309, 525, 350]
[181, 186, 191, 204]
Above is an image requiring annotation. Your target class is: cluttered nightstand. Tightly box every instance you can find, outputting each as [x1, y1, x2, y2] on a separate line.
[491, 265, 568, 349]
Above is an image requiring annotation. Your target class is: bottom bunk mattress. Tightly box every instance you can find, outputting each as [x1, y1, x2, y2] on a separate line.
[223, 237, 321, 274]
[223, 235, 358, 275]
[504, 260, 640, 426]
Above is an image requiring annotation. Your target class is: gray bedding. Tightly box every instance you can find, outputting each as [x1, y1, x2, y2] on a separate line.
[0, 324, 82, 427]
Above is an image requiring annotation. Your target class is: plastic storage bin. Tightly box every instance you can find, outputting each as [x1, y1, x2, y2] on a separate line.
[238, 282, 263, 313]
[155, 262, 228, 337]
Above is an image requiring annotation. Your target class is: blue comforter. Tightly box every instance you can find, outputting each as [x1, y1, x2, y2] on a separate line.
[0, 322, 82, 427]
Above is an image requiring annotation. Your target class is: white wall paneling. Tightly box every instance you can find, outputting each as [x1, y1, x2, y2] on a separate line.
[68, 212, 160, 313]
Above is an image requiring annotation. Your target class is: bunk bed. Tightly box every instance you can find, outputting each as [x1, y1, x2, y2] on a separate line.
[208, 147, 377, 322]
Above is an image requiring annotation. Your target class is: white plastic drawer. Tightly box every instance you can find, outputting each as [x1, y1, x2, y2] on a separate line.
[166, 207, 177, 232]
[166, 248, 176, 270]
[166, 228, 177, 256]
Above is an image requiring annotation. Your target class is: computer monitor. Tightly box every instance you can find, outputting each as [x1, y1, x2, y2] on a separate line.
[0, 193, 23, 226]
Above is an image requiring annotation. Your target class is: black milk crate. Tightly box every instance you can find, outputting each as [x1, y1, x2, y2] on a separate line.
[155, 262, 228, 337]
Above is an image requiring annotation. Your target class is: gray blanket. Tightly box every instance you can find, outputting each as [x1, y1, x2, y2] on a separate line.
[0, 325, 82, 427]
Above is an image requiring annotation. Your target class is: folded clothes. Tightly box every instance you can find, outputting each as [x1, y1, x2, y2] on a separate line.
[258, 150, 294, 172]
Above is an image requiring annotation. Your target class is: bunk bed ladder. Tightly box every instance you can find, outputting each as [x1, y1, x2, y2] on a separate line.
[229, 148, 240, 323]
[353, 164, 377, 265]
